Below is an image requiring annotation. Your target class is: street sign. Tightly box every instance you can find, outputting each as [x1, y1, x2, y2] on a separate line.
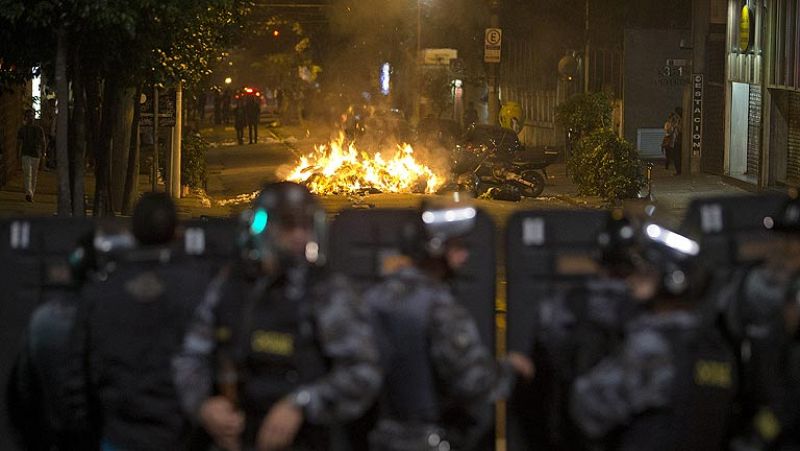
[692, 73, 704, 156]
[140, 88, 176, 128]
[422, 48, 458, 65]
[484, 28, 502, 63]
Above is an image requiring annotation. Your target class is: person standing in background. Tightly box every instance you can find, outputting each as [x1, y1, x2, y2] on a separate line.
[663, 107, 683, 175]
[17, 110, 46, 202]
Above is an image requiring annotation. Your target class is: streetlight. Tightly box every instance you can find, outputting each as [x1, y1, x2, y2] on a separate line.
[224, 77, 232, 85]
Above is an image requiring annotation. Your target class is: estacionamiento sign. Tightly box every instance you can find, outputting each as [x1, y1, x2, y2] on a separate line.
[692, 74, 704, 155]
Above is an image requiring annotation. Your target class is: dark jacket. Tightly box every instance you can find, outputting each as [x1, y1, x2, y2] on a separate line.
[173, 264, 381, 448]
[571, 310, 737, 451]
[60, 248, 210, 451]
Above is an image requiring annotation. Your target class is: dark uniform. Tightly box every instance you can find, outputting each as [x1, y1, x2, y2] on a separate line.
[173, 182, 381, 450]
[59, 194, 207, 450]
[510, 212, 640, 451]
[174, 264, 381, 450]
[514, 277, 635, 450]
[711, 197, 800, 449]
[364, 266, 514, 450]
[570, 223, 737, 451]
[571, 311, 736, 450]
[7, 226, 135, 450]
[364, 196, 521, 451]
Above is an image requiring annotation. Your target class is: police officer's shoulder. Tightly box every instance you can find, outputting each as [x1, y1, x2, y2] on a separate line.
[620, 321, 674, 364]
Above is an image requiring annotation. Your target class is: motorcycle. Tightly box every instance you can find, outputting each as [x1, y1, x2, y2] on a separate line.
[450, 146, 548, 200]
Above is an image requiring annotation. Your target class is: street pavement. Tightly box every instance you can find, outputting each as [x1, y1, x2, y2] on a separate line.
[0, 121, 749, 227]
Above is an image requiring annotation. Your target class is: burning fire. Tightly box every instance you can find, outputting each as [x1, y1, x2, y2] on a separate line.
[286, 134, 445, 195]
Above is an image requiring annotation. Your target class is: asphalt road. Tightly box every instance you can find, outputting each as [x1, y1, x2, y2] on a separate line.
[204, 124, 577, 226]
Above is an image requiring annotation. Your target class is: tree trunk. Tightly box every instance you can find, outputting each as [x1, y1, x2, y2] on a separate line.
[111, 88, 135, 210]
[55, 26, 72, 215]
[122, 87, 142, 215]
[94, 75, 122, 216]
[69, 44, 87, 216]
[85, 69, 101, 179]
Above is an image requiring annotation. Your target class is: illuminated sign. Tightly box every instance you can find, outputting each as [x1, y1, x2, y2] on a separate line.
[380, 63, 391, 96]
[739, 3, 754, 52]
[692, 74, 704, 156]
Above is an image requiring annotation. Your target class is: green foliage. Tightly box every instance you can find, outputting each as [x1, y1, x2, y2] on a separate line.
[568, 129, 644, 201]
[0, 0, 250, 91]
[181, 132, 208, 189]
[555, 92, 613, 143]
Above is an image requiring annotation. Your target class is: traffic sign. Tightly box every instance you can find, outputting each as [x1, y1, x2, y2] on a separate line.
[484, 28, 502, 63]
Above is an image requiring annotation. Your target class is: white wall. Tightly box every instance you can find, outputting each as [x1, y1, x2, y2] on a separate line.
[729, 82, 750, 176]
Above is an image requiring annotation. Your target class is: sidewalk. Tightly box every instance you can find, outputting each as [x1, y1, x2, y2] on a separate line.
[0, 165, 231, 219]
[539, 162, 749, 228]
[0, 123, 750, 224]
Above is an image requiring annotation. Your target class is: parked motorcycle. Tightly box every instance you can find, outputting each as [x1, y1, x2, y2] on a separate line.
[447, 126, 558, 200]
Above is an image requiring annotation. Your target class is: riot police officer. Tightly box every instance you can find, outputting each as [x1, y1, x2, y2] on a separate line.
[59, 193, 208, 450]
[173, 182, 381, 451]
[7, 222, 135, 451]
[363, 194, 534, 451]
[508, 210, 641, 450]
[571, 223, 737, 451]
[721, 194, 800, 449]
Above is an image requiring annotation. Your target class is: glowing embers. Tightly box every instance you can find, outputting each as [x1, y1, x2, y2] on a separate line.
[286, 134, 445, 195]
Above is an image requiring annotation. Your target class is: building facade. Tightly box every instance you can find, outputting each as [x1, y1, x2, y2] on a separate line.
[724, 0, 800, 189]
[762, 0, 800, 189]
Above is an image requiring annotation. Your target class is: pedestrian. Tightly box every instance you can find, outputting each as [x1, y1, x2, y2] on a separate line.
[173, 182, 381, 451]
[663, 107, 683, 175]
[571, 223, 736, 451]
[246, 95, 260, 144]
[17, 110, 46, 202]
[59, 193, 209, 451]
[464, 101, 478, 128]
[234, 102, 246, 145]
[363, 194, 534, 451]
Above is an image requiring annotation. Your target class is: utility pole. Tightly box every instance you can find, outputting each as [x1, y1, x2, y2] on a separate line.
[170, 81, 182, 199]
[414, 0, 422, 125]
[487, 0, 501, 126]
[583, 0, 590, 93]
[688, 0, 709, 176]
[152, 88, 159, 192]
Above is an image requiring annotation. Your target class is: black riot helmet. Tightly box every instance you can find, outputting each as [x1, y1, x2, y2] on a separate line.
[132, 193, 177, 246]
[596, 209, 637, 275]
[634, 223, 703, 298]
[401, 193, 477, 263]
[766, 191, 800, 234]
[240, 182, 327, 275]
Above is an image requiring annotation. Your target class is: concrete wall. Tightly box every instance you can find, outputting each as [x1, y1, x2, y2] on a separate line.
[623, 29, 692, 151]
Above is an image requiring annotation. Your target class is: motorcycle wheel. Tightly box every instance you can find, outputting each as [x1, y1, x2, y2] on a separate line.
[517, 170, 545, 198]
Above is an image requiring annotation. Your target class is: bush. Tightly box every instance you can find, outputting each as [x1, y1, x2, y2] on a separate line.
[555, 92, 613, 144]
[181, 132, 208, 190]
[568, 129, 644, 201]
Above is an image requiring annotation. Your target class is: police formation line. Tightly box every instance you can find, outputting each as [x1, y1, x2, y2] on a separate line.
[2, 182, 800, 451]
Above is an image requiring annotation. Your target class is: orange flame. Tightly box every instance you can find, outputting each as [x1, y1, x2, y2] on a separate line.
[286, 134, 445, 195]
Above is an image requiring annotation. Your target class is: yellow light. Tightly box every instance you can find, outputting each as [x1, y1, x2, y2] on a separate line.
[285, 134, 445, 195]
[273, 30, 280, 37]
[224, 77, 232, 85]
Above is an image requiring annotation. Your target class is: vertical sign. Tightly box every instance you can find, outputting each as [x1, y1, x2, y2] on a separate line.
[692, 74, 704, 156]
[484, 28, 502, 63]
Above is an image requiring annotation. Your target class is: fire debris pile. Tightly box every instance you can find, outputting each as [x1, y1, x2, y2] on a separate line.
[285, 134, 446, 195]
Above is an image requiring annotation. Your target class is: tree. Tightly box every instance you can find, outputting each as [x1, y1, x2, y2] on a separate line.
[556, 92, 643, 201]
[1, 0, 249, 215]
